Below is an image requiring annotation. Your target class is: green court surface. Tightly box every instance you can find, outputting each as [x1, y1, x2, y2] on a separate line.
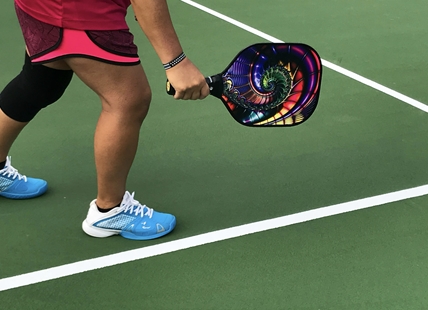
[1, 1, 428, 309]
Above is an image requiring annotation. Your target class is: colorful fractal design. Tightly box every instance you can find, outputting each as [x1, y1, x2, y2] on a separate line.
[220, 43, 322, 126]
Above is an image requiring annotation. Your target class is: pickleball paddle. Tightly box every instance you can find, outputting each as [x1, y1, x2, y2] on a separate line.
[166, 43, 322, 127]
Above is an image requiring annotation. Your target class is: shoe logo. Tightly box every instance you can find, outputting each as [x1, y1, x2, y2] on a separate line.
[156, 224, 165, 233]
[141, 222, 151, 230]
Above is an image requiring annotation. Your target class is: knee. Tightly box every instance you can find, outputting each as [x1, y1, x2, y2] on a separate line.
[0, 54, 73, 122]
[129, 89, 152, 123]
[103, 86, 152, 123]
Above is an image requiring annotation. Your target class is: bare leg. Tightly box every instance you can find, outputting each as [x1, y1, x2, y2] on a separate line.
[64, 58, 151, 209]
[0, 109, 27, 162]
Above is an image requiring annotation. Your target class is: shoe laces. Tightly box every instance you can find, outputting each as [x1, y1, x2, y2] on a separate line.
[121, 191, 153, 218]
[0, 157, 27, 182]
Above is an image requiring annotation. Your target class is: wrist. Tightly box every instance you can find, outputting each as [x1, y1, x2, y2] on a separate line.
[163, 52, 186, 70]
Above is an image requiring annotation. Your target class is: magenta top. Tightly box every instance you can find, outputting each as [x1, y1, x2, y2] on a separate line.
[15, 0, 131, 30]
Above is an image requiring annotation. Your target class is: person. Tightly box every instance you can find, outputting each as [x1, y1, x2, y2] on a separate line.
[0, 0, 210, 240]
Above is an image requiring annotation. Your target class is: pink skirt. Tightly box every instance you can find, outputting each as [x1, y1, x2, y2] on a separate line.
[15, 3, 140, 66]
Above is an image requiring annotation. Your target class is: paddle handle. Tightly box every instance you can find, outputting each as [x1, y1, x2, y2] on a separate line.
[166, 75, 223, 98]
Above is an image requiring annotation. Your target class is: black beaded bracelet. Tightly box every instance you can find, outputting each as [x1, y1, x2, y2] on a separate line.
[163, 52, 186, 70]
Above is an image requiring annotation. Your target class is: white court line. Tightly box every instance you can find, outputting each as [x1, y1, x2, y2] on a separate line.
[2, 184, 428, 292]
[181, 0, 428, 113]
[1, 2, 428, 293]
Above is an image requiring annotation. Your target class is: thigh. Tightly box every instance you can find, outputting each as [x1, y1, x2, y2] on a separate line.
[41, 59, 71, 70]
[64, 57, 151, 111]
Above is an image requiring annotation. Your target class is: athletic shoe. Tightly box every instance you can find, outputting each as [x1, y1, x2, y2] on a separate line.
[0, 156, 48, 199]
[82, 191, 176, 240]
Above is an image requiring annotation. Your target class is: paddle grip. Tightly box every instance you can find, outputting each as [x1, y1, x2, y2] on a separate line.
[166, 75, 223, 98]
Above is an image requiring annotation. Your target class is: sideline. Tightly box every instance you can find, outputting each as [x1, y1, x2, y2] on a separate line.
[1, 184, 428, 291]
[181, 0, 428, 113]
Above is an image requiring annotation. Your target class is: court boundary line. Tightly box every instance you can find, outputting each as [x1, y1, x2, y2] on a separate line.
[181, 0, 428, 113]
[1, 184, 428, 292]
[1, 1, 428, 293]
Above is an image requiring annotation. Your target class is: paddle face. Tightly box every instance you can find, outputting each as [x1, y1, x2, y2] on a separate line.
[220, 43, 322, 126]
[166, 43, 322, 127]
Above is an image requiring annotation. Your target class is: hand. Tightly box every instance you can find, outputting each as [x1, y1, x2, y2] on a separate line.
[165, 58, 210, 100]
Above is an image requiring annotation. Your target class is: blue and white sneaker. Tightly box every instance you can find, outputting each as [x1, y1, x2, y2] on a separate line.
[0, 156, 48, 199]
[82, 191, 176, 240]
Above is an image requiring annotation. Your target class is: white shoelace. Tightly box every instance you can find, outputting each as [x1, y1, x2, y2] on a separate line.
[120, 191, 153, 218]
[0, 157, 27, 182]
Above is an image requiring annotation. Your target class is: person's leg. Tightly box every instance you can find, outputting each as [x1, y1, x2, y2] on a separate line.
[0, 54, 72, 155]
[0, 55, 72, 198]
[63, 57, 151, 209]
[68, 57, 176, 240]
[0, 110, 27, 163]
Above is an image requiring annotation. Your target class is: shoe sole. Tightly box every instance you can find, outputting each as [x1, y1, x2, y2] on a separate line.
[0, 183, 48, 199]
[82, 217, 177, 240]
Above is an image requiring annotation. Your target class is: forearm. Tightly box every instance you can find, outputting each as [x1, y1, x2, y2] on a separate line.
[131, 0, 183, 64]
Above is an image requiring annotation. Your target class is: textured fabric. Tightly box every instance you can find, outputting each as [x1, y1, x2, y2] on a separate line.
[0, 177, 13, 192]
[86, 30, 138, 56]
[15, 3, 61, 58]
[14, 0, 130, 30]
[95, 214, 136, 229]
[15, 4, 139, 64]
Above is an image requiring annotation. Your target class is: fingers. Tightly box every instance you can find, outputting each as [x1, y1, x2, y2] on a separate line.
[172, 89, 196, 100]
[190, 89, 201, 100]
[166, 58, 210, 100]
[173, 82, 209, 100]
[200, 83, 210, 98]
